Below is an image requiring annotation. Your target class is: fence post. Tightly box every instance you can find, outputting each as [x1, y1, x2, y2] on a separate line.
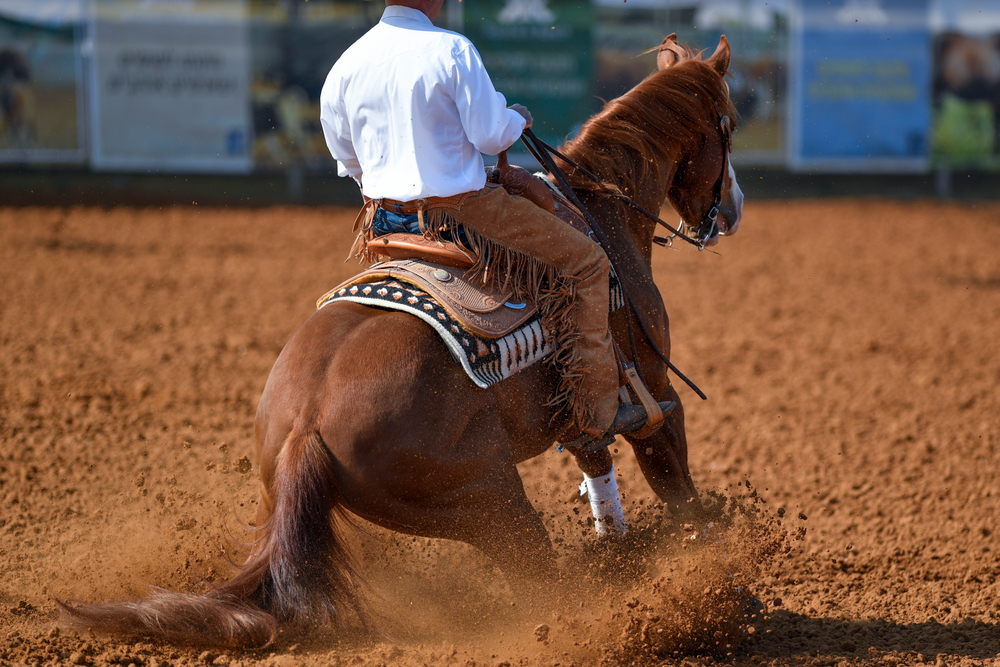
[934, 163, 951, 199]
[287, 164, 305, 204]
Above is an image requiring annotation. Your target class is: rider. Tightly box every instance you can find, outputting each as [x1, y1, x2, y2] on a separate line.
[319, 0, 655, 441]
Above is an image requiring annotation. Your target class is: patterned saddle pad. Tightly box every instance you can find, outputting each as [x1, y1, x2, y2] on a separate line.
[317, 259, 624, 389]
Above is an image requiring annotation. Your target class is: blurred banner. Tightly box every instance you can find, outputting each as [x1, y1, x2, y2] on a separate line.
[930, 0, 1000, 169]
[789, 0, 932, 172]
[3, 0, 1000, 176]
[593, 0, 790, 165]
[462, 0, 594, 149]
[0, 0, 86, 163]
[88, 0, 252, 172]
[249, 1, 381, 171]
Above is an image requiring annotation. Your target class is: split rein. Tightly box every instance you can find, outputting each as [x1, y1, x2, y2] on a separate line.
[520, 127, 711, 401]
[521, 111, 733, 252]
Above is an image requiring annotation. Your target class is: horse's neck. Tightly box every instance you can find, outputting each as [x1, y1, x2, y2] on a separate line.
[616, 146, 681, 266]
[561, 132, 682, 266]
[570, 144, 677, 288]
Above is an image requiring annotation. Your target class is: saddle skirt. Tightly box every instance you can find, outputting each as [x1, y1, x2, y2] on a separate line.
[317, 171, 625, 389]
[317, 259, 538, 339]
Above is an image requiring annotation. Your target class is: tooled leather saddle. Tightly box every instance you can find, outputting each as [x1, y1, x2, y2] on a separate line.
[319, 155, 598, 341]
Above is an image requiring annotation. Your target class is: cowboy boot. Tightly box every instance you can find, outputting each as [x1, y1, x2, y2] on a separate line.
[562, 400, 676, 453]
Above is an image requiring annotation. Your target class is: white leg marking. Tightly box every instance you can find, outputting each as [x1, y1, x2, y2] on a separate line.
[579, 465, 627, 537]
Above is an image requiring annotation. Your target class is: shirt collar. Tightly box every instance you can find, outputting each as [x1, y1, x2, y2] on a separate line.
[381, 5, 434, 26]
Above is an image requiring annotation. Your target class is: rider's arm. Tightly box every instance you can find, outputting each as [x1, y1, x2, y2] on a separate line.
[452, 43, 527, 156]
[319, 71, 363, 181]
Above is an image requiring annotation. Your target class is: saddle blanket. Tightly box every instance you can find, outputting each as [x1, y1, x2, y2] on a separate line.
[318, 271, 624, 389]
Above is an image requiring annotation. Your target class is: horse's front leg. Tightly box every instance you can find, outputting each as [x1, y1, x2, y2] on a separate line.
[624, 381, 699, 512]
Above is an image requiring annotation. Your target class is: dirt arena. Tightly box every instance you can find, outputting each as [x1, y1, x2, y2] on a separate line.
[2, 198, 999, 667]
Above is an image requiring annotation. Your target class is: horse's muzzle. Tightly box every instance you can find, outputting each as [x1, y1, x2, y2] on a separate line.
[717, 208, 739, 237]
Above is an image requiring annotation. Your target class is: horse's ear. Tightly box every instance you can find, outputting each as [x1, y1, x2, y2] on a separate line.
[705, 35, 731, 76]
[657, 33, 685, 71]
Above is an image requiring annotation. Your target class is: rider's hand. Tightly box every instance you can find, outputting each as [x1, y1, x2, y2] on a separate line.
[509, 104, 533, 129]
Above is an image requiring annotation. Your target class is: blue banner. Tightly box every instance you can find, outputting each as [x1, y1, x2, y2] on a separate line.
[790, 0, 931, 171]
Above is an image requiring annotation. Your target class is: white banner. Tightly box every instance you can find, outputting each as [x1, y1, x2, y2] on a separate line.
[89, 0, 251, 172]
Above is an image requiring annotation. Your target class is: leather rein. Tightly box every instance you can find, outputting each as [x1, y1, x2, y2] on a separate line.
[519, 118, 735, 402]
[522, 110, 733, 251]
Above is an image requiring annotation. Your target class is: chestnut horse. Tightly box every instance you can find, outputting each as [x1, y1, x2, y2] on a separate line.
[61, 35, 743, 648]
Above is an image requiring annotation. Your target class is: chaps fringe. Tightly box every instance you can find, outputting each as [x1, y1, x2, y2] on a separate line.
[354, 205, 597, 432]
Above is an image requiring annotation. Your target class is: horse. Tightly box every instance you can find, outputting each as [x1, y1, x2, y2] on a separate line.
[60, 35, 743, 648]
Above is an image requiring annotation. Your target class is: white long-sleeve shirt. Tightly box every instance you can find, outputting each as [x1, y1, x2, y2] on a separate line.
[319, 5, 526, 201]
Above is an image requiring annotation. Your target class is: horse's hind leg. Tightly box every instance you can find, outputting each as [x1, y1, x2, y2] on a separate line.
[344, 443, 558, 601]
[346, 411, 559, 592]
[302, 313, 558, 595]
[450, 465, 558, 592]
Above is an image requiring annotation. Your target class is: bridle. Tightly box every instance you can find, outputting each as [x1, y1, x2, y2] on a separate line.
[518, 107, 733, 401]
[666, 108, 734, 248]
[521, 108, 734, 252]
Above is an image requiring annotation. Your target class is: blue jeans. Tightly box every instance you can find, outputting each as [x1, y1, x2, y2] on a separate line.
[372, 207, 421, 235]
[371, 206, 469, 246]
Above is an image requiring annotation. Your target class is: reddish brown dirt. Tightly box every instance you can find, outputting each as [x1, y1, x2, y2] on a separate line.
[2, 199, 999, 667]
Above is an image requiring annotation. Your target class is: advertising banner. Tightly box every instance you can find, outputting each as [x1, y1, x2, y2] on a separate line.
[462, 0, 593, 150]
[0, 0, 85, 163]
[89, 0, 252, 172]
[930, 0, 1000, 169]
[789, 0, 931, 171]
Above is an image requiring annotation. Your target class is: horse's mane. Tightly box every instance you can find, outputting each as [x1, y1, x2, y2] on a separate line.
[560, 56, 737, 197]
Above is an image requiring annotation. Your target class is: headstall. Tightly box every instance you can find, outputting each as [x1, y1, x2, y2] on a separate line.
[522, 111, 732, 252]
[656, 108, 733, 249]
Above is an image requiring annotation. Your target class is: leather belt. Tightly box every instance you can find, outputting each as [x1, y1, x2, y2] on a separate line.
[376, 190, 478, 215]
[352, 185, 497, 241]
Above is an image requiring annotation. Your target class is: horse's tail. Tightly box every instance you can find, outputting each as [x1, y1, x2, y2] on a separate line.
[58, 429, 365, 648]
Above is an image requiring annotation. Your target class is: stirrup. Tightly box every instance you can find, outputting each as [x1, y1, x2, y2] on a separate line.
[561, 400, 676, 453]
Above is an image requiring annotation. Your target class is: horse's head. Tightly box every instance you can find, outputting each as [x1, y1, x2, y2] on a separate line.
[658, 34, 743, 248]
